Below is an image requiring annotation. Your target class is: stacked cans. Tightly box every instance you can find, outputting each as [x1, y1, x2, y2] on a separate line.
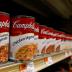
[0, 11, 72, 63]
[6, 14, 72, 62]
[10, 16, 37, 61]
[0, 12, 10, 63]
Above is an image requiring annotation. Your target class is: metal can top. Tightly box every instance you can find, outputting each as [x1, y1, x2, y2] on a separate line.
[15, 15, 35, 19]
[0, 11, 9, 16]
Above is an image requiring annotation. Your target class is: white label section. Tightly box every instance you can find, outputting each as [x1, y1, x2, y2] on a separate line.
[54, 40, 61, 51]
[45, 38, 56, 49]
[10, 33, 34, 59]
[60, 41, 66, 50]
[65, 41, 72, 49]
[0, 32, 9, 47]
[38, 38, 47, 55]
[34, 35, 38, 44]
[34, 35, 39, 55]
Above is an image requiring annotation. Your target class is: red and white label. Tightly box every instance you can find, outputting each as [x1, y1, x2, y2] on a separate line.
[0, 12, 10, 63]
[11, 17, 34, 36]
[34, 23, 39, 56]
[10, 16, 36, 61]
[38, 25, 48, 54]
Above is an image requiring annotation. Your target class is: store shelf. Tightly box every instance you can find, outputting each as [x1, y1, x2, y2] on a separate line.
[0, 62, 21, 72]
[35, 49, 72, 72]
[0, 49, 72, 72]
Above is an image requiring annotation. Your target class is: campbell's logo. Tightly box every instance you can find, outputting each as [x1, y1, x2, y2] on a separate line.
[13, 20, 34, 29]
[0, 20, 9, 28]
[35, 27, 39, 32]
[41, 29, 48, 34]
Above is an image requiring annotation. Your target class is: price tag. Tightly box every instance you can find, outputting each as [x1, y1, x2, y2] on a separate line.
[69, 51, 72, 56]
[26, 62, 35, 72]
[48, 57, 53, 65]
[65, 51, 69, 57]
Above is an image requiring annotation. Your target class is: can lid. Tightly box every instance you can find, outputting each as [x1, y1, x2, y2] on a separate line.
[0, 11, 9, 16]
[15, 15, 34, 18]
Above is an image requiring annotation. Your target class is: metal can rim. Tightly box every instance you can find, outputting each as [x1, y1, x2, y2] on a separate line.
[15, 15, 35, 19]
[0, 11, 9, 16]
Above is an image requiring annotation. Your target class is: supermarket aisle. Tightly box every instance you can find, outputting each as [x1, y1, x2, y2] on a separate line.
[0, 0, 72, 72]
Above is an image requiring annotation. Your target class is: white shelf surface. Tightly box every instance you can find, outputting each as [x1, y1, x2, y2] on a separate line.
[0, 62, 20, 70]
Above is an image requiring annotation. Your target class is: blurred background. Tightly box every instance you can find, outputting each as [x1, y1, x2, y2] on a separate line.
[0, 0, 72, 34]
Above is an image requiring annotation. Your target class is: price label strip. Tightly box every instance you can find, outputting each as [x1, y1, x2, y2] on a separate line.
[26, 62, 35, 72]
[69, 51, 72, 56]
[65, 52, 68, 57]
[65, 50, 69, 57]
[48, 56, 53, 65]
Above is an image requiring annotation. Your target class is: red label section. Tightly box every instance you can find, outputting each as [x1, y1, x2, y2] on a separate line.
[0, 13, 10, 33]
[39, 25, 48, 39]
[11, 17, 35, 36]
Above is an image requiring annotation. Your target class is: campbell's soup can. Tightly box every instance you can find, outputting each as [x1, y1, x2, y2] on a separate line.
[38, 25, 48, 55]
[54, 36, 61, 52]
[34, 22, 39, 38]
[34, 22, 39, 55]
[45, 27, 55, 54]
[10, 15, 37, 61]
[0, 12, 10, 63]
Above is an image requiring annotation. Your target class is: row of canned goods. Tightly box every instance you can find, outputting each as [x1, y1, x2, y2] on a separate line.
[0, 11, 72, 63]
